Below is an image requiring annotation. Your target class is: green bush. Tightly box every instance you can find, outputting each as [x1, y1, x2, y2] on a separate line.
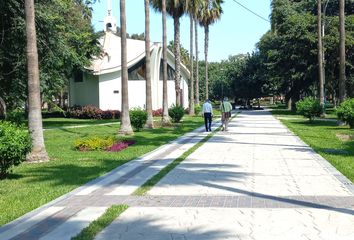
[0, 121, 31, 179]
[6, 109, 25, 125]
[129, 108, 148, 131]
[337, 98, 354, 128]
[194, 105, 201, 115]
[74, 136, 116, 151]
[168, 105, 185, 123]
[296, 97, 322, 122]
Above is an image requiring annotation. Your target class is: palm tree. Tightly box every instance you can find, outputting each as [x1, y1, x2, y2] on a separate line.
[339, 0, 346, 103]
[24, 0, 49, 162]
[195, 18, 200, 105]
[197, 0, 223, 100]
[119, 0, 133, 135]
[187, 0, 202, 115]
[151, 0, 187, 107]
[145, 0, 154, 128]
[161, 0, 171, 125]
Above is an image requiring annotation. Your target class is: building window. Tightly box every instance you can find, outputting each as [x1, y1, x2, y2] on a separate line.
[159, 60, 175, 80]
[128, 58, 146, 80]
[74, 71, 83, 82]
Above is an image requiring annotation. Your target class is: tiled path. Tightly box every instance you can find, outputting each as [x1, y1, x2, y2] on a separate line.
[1, 110, 353, 240]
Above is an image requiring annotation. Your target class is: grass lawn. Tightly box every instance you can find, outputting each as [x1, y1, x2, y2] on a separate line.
[273, 111, 354, 183]
[0, 116, 204, 226]
[42, 118, 119, 129]
[270, 104, 338, 119]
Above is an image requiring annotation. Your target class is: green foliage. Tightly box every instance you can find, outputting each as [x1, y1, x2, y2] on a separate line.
[337, 98, 354, 128]
[296, 97, 322, 122]
[74, 136, 116, 151]
[194, 104, 201, 115]
[0, 0, 100, 110]
[168, 105, 185, 123]
[6, 109, 25, 125]
[129, 108, 148, 131]
[0, 121, 31, 179]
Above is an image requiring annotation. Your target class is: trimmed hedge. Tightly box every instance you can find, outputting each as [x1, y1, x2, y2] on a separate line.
[67, 105, 120, 120]
[129, 108, 148, 131]
[296, 97, 322, 122]
[0, 121, 31, 179]
[168, 105, 185, 123]
[337, 98, 354, 128]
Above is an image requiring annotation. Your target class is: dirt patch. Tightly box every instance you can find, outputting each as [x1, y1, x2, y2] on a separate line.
[336, 133, 354, 142]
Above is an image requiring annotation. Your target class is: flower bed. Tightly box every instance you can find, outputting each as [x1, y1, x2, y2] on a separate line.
[106, 140, 136, 152]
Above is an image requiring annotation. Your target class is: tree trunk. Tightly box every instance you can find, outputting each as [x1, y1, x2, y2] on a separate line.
[0, 96, 6, 119]
[189, 15, 195, 115]
[25, 0, 49, 162]
[317, 0, 325, 114]
[119, 0, 133, 135]
[161, 0, 171, 125]
[204, 25, 209, 100]
[173, 14, 181, 106]
[145, 0, 153, 128]
[195, 18, 199, 106]
[339, 0, 346, 103]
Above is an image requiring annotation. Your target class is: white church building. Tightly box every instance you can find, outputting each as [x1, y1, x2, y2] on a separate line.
[69, 1, 190, 111]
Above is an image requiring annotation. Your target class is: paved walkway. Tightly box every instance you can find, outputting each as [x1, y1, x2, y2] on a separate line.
[1, 110, 353, 239]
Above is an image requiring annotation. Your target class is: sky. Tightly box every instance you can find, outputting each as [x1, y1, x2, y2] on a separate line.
[91, 0, 272, 62]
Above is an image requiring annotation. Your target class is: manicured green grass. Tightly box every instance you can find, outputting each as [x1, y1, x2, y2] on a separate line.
[134, 128, 218, 196]
[270, 104, 338, 119]
[71, 205, 128, 240]
[279, 118, 354, 182]
[42, 118, 118, 129]
[0, 116, 204, 226]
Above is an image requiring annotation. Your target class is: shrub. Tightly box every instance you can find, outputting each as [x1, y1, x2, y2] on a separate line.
[6, 109, 25, 125]
[129, 108, 148, 131]
[42, 103, 66, 118]
[168, 105, 185, 123]
[74, 136, 116, 151]
[67, 106, 120, 120]
[194, 105, 201, 115]
[337, 98, 354, 128]
[152, 108, 163, 117]
[0, 121, 31, 179]
[296, 97, 322, 122]
[106, 140, 136, 152]
[101, 110, 120, 119]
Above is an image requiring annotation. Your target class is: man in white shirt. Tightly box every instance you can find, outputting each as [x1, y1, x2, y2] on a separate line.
[202, 99, 213, 132]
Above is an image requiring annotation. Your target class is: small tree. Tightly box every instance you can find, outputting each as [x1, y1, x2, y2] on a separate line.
[296, 97, 322, 122]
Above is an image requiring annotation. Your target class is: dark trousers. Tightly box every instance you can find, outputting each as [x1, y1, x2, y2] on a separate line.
[204, 112, 212, 131]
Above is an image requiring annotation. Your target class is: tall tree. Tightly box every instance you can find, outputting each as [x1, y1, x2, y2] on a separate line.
[145, 0, 154, 128]
[339, 0, 346, 102]
[119, 0, 133, 135]
[187, 0, 202, 115]
[317, 0, 325, 113]
[24, 0, 48, 162]
[195, 18, 200, 105]
[161, 0, 171, 124]
[151, 0, 187, 106]
[197, 0, 223, 100]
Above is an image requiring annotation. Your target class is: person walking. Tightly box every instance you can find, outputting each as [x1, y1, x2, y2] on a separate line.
[220, 97, 232, 131]
[202, 99, 213, 132]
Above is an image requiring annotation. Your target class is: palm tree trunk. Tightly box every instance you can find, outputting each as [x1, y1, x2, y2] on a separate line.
[119, 0, 133, 135]
[195, 18, 199, 105]
[189, 15, 195, 115]
[145, 0, 153, 128]
[0, 97, 6, 119]
[339, 0, 346, 103]
[204, 24, 209, 100]
[161, 0, 171, 125]
[25, 0, 48, 162]
[317, 0, 325, 113]
[173, 14, 181, 106]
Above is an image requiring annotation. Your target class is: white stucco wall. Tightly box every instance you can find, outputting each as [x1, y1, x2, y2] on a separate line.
[69, 73, 99, 107]
[99, 72, 121, 110]
[128, 81, 146, 109]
